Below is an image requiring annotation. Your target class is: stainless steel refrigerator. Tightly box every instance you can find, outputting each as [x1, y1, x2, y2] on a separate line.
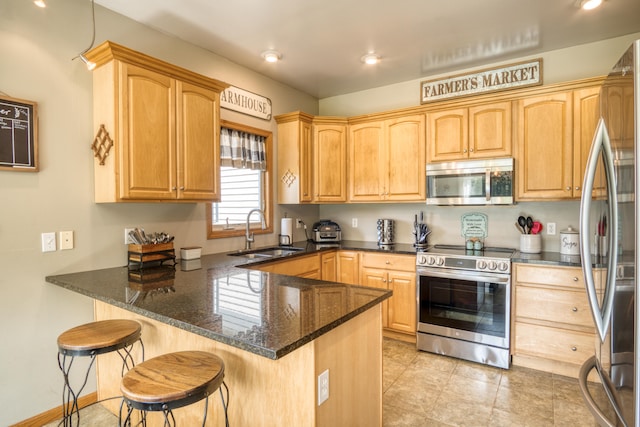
[579, 40, 639, 426]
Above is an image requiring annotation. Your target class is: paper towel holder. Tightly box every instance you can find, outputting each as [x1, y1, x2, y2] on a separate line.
[278, 234, 292, 246]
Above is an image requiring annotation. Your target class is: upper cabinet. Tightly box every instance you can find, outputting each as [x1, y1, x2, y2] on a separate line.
[426, 101, 512, 163]
[275, 113, 347, 203]
[349, 114, 425, 202]
[86, 41, 227, 203]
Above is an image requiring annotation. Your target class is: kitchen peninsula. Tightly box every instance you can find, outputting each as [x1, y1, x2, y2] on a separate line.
[46, 244, 392, 426]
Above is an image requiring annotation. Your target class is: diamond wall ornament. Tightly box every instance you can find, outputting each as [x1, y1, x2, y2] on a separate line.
[91, 124, 114, 165]
[281, 169, 296, 188]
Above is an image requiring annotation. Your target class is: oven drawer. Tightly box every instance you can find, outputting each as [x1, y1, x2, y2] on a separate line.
[361, 253, 415, 271]
[514, 322, 595, 365]
[515, 286, 594, 329]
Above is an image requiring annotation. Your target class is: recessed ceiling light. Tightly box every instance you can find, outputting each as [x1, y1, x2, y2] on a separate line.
[579, 0, 603, 10]
[34, 0, 46, 7]
[361, 53, 380, 65]
[261, 50, 281, 63]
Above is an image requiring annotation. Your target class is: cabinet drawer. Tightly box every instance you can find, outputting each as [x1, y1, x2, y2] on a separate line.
[264, 254, 320, 276]
[361, 253, 415, 271]
[515, 286, 594, 329]
[515, 264, 584, 290]
[515, 322, 595, 365]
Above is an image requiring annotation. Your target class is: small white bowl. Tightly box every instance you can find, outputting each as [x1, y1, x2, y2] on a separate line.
[180, 246, 202, 260]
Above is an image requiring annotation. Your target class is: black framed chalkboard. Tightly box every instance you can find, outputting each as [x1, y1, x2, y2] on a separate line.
[0, 95, 38, 172]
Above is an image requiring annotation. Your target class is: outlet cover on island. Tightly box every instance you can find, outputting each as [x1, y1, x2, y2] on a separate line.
[318, 369, 329, 405]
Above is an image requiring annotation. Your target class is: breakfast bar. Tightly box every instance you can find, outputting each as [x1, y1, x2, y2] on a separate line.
[46, 250, 391, 426]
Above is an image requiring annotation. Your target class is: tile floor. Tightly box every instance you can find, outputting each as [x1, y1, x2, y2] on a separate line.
[46, 338, 608, 426]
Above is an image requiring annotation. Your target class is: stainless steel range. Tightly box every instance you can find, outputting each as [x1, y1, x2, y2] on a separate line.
[416, 244, 514, 369]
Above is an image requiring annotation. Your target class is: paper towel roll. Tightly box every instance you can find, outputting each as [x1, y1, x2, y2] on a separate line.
[280, 218, 293, 245]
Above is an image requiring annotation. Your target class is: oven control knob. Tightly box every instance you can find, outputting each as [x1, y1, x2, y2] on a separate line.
[477, 260, 487, 270]
[418, 255, 427, 265]
[488, 261, 497, 271]
[436, 257, 444, 266]
[427, 256, 436, 265]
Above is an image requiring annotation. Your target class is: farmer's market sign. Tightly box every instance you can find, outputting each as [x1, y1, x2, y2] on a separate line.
[420, 59, 542, 103]
[221, 86, 272, 120]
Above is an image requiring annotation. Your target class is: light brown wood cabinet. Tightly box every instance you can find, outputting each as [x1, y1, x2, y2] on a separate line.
[313, 118, 348, 202]
[258, 253, 320, 279]
[602, 76, 635, 150]
[349, 114, 425, 201]
[515, 85, 602, 200]
[87, 41, 226, 203]
[426, 101, 512, 163]
[512, 263, 596, 378]
[275, 112, 314, 204]
[337, 251, 360, 285]
[320, 251, 337, 281]
[360, 253, 416, 336]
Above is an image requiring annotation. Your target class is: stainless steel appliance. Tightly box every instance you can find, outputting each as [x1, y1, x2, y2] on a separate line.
[377, 219, 395, 246]
[311, 220, 342, 243]
[578, 40, 639, 426]
[426, 157, 514, 206]
[416, 245, 513, 369]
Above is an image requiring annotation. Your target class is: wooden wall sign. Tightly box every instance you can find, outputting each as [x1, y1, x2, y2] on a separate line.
[221, 85, 272, 120]
[0, 95, 38, 171]
[421, 59, 543, 104]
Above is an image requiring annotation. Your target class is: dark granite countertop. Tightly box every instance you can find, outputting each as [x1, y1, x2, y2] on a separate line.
[46, 241, 413, 360]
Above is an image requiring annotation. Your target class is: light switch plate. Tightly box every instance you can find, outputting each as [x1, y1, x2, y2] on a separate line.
[41, 232, 56, 252]
[60, 231, 74, 250]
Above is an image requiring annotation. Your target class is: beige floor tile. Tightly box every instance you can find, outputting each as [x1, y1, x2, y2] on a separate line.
[493, 385, 554, 423]
[384, 358, 408, 391]
[440, 373, 499, 406]
[452, 361, 504, 386]
[487, 407, 553, 427]
[553, 399, 600, 427]
[429, 396, 493, 427]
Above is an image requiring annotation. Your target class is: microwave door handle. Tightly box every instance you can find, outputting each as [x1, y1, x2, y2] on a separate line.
[579, 117, 618, 341]
[485, 169, 491, 202]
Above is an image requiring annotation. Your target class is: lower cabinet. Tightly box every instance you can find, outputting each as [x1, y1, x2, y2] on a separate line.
[360, 253, 416, 337]
[258, 253, 320, 279]
[512, 263, 596, 378]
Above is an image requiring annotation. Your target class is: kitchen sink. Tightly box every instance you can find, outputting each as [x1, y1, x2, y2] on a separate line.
[228, 246, 304, 259]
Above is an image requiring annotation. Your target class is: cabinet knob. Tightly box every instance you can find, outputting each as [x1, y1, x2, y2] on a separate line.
[469, 148, 474, 152]
[382, 279, 387, 283]
[172, 187, 177, 191]
[573, 277, 579, 281]
[388, 279, 393, 284]
[179, 186, 185, 190]
[572, 307, 578, 312]
[571, 346, 577, 352]
[303, 192, 308, 196]
[575, 186, 580, 191]
[463, 149, 468, 153]
[385, 260, 390, 264]
[566, 186, 571, 191]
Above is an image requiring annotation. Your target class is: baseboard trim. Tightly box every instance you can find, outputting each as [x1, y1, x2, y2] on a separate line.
[10, 392, 97, 427]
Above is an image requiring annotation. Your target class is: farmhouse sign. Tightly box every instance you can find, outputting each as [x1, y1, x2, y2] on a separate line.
[221, 85, 272, 120]
[420, 59, 542, 103]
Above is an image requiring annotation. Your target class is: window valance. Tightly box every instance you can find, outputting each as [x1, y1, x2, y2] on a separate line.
[220, 127, 266, 171]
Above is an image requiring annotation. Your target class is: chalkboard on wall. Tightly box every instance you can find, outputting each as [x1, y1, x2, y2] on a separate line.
[0, 95, 38, 172]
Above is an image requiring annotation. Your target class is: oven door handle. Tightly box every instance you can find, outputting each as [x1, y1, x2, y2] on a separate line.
[417, 269, 510, 284]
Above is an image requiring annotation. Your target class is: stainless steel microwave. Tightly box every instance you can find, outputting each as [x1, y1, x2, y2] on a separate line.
[426, 158, 514, 205]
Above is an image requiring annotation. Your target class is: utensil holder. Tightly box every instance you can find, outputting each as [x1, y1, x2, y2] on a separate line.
[520, 234, 541, 254]
[128, 243, 176, 268]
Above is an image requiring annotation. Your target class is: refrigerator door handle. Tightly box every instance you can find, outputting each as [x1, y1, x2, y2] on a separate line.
[579, 356, 620, 427]
[579, 117, 619, 341]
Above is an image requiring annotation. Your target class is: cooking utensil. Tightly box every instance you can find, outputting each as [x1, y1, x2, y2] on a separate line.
[518, 216, 527, 234]
[515, 222, 525, 234]
[526, 217, 534, 234]
[531, 221, 543, 235]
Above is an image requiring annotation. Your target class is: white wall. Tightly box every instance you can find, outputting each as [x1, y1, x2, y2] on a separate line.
[0, 0, 318, 423]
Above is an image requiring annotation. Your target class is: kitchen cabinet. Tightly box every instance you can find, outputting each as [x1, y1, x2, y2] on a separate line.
[515, 85, 604, 200]
[512, 263, 598, 378]
[275, 112, 314, 204]
[313, 118, 348, 202]
[426, 101, 512, 163]
[602, 76, 635, 150]
[360, 253, 416, 337]
[349, 114, 425, 202]
[86, 41, 227, 203]
[257, 253, 320, 279]
[320, 251, 337, 281]
[337, 251, 360, 285]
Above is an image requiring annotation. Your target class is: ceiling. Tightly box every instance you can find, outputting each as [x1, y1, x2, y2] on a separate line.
[94, 0, 640, 99]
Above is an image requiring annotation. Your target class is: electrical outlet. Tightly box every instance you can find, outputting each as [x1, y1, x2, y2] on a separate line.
[41, 232, 56, 252]
[351, 218, 358, 228]
[318, 369, 329, 405]
[124, 228, 136, 244]
[296, 219, 303, 229]
[60, 231, 74, 250]
[547, 222, 556, 235]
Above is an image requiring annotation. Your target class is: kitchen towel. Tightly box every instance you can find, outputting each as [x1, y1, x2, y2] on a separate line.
[280, 218, 293, 245]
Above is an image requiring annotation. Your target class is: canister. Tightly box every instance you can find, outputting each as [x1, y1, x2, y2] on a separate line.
[560, 227, 580, 255]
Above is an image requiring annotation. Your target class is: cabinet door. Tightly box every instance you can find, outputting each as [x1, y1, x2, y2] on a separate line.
[385, 115, 426, 201]
[337, 251, 360, 285]
[515, 92, 573, 200]
[320, 252, 337, 281]
[349, 121, 384, 201]
[177, 81, 220, 201]
[426, 108, 468, 162]
[360, 267, 389, 327]
[275, 114, 313, 203]
[468, 101, 512, 159]
[573, 86, 604, 198]
[313, 123, 347, 202]
[387, 271, 416, 334]
[120, 63, 176, 200]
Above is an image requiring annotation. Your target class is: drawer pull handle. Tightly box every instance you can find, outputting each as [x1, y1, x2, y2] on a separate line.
[573, 277, 579, 281]
[572, 307, 578, 312]
[385, 260, 390, 264]
[571, 346, 577, 352]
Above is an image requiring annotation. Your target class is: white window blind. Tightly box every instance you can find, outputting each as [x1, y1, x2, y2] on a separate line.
[212, 167, 263, 225]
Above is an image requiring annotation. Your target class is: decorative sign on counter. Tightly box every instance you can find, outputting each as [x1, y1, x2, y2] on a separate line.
[221, 85, 272, 120]
[461, 212, 488, 239]
[0, 95, 38, 171]
[420, 59, 542, 103]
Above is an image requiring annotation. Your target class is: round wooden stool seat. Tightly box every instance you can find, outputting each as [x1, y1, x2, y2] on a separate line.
[58, 319, 142, 356]
[121, 351, 225, 412]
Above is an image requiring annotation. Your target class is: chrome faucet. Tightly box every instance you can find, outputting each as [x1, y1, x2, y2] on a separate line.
[245, 208, 266, 250]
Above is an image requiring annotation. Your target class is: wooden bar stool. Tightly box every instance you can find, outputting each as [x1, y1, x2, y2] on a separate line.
[119, 351, 229, 427]
[57, 319, 144, 427]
